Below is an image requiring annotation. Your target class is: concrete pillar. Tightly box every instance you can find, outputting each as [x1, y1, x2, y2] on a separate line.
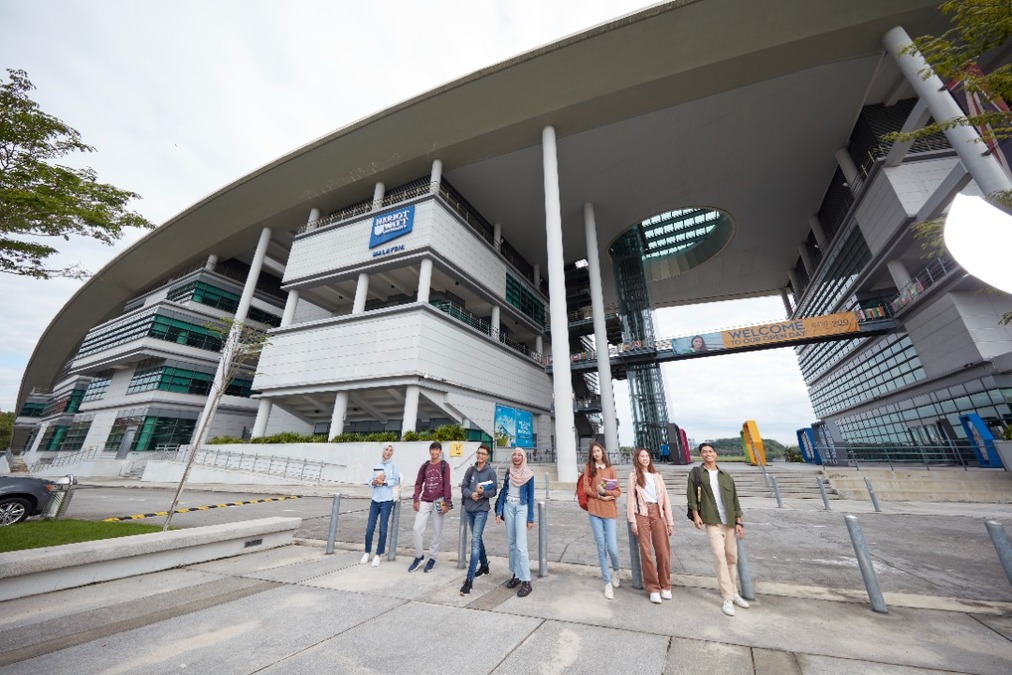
[281, 289, 300, 327]
[204, 254, 218, 272]
[307, 207, 320, 225]
[417, 258, 433, 304]
[584, 202, 620, 455]
[193, 227, 272, 448]
[372, 182, 385, 211]
[533, 264, 541, 287]
[353, 273, 370, 314]
[835, 148, 860, 186]
[884, 26, 1012, 197]
[535, 335, 544, 356]
[787, 269, 802, 299]
[808, 216, 828, 249]
[251, 399, 272, 438]
[798, 244, 815, 276]
[430, 159, 442, 193]
[491, 305, 501, 338]
[401, 385, 420, 437]
[330, 391, 349, 437]
[542, 125, 577, 482]
[886, 259, 913, 290]
[780, 287, 794, 316]
[493, 223, 502, 252]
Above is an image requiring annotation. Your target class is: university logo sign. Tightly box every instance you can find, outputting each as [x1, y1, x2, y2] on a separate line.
[369, 205, 414, 249]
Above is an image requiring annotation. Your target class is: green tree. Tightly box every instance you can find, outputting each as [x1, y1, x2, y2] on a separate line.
[0, 411, 14, 451]
[1, 68, 153, 279]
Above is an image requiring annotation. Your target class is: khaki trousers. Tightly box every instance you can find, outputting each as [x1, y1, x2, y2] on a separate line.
[705, 524, 739, 600]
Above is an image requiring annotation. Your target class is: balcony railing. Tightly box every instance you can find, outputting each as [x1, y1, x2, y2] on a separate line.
[887, 256, 957, 315]
[430, 300, 544, 365]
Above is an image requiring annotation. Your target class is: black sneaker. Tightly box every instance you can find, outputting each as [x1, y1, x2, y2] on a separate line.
[517, 581, 532, 597]
[408, 556, 424, 572]
[424, 558, 436, 573]
[506, 576, 520, 589]
[459, 579, 472, 595]
[475, 564, 490, 578]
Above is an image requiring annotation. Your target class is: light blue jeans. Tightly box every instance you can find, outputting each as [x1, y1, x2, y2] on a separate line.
[504, 499, 531, 582]
[588, 514, 620, 584]
[465, 510, 489, 580]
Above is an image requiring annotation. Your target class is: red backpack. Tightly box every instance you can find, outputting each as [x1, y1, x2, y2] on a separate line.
[576, 473, 589, 511]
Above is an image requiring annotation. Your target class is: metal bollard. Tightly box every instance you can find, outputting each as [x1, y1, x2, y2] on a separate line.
[844, 514, 887, 613]
[817, 477, 831, 510]
[626, 521, 643, 590]
[537, 501, 548, 578]
[386, 500, 401, 561]
[545, 472, 550, 501]
[864, 477, 882, 513]
[457, 510, 469, 569]
[325, 492, 341, 555]
[771, 476, 783, 508]
[985, 520, 1012, 589]
[736, 536, 755, 601]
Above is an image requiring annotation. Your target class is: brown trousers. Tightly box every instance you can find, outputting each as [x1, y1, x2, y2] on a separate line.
[635, 503, 671, 593]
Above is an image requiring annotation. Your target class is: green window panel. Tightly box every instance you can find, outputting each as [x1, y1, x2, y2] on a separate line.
[18, 401, 46, 417]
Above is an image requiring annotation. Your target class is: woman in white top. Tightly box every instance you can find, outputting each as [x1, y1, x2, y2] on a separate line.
[626, 447, 674, 604]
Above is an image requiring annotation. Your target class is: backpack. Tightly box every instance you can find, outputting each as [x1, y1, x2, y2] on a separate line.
[576, 473, 589, 511]
[686, 466, 702, 520]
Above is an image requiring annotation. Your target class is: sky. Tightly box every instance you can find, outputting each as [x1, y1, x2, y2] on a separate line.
[0, 0, 816, 447]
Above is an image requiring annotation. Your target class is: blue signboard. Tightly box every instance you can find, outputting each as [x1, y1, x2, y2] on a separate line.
[369, 204, 414, 249]
[495, 403, 534, 448]
[796, 427, 821, 464]
[959, 413, 1004, 468]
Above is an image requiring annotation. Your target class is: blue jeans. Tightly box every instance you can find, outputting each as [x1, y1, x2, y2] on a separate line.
[588, 514, 620, 584]
[504, 499, 531, 582]
[365, 499, 393, 555]
[465, 510, 489, 580]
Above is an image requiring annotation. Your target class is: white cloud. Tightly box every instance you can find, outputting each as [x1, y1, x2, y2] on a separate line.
[0, 1, 814, 448]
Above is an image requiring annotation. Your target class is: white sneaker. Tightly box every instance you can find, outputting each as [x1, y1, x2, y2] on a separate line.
[371, 555, 381, 567]
[649, 592, 662, 604]
[722, 599, 736, 616]
[604, 583, 614, 600]
[360, 553, 370, 564]
[660, 589, 672, 600]
[733, 594, 750, 608]
[611, 574, 620, 589]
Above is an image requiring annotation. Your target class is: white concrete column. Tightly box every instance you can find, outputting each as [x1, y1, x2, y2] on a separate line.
[401, 385, 420, 437]
[372, 182, 386, 211]
[491, 305, 501, 337]
[886, 259, 913, 290]
[884, 26, 1012, 197]
[417, 258, 433, 304]
[330, 391, 349, 437]
[584, 202, 620, 454]
[535, 335, 544, 356]
[430, 159, 443, 193]
[542, 125, 577, 482]
[787, 269, 802, 298]
[353, 272, 370, 314]
[193, 227, 272, 448]
[798, 244, 815, 275]
[834, 148, 860, 186]
[307, 207, 320, 225]
[493, 223, 502, 252]
[808, 216, 827, 249]
[780, 287, 794, 316]
[204, 254, 218, 272]
[281, 289, 300, 327]
[533, 264, 541, 287]
[251, 399, 272, 438]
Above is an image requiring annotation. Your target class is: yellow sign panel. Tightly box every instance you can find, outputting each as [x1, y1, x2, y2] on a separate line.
[721, 312, 859, 350]
[449, 441, 464, 457]
[741, 420, 766, 466]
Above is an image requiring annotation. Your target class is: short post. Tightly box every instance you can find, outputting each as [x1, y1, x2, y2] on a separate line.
[864, 476, 882, 513]
[386, 500, 401, 561]
[325, 492, 341, 555]
[771, 476, 783, 508]
[537, 501, 548, 578]
[544, 471, 550, 501]
[844, 514, 887, 613]
[457, 510, 469, 569]
[985, 520, 1012, 589]
[736, 537, 755, 601]
[626, 521, 643, 590]
[817, 477, 831, 510]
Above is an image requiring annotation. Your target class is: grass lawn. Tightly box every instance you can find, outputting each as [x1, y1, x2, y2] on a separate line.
[0, 519, 170, 553]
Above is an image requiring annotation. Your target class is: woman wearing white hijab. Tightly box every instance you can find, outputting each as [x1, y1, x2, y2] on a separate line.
[494, 447, 536, 597]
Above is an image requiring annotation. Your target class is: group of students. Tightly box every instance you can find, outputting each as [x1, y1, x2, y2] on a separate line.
[361, 441, 536, 598]
[360, 439, 749, 616]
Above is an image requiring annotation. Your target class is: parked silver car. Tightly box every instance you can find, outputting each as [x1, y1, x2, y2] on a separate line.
[0, 475, 59, 525]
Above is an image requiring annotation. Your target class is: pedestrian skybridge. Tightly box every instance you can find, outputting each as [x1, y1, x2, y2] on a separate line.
[547, 309, 898, 378]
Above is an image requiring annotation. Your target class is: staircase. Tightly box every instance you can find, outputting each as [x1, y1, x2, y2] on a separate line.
[654, 463, 838, 500]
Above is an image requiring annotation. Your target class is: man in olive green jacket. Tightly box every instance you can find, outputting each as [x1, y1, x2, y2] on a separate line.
[687, 443, 750, 617]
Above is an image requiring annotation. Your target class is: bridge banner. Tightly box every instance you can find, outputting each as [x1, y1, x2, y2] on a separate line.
[719, 312, 859, 350]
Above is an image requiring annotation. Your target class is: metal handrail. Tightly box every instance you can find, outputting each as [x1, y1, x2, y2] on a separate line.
[168, 447, 342, 482]
[820, 443, 975, 470]
[29, 446, 104, 472]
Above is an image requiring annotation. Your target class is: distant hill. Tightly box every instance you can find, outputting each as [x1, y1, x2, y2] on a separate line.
[707, 437, 787, 459]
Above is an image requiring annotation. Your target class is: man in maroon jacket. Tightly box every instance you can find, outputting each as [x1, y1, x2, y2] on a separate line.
[409, 441, 452, 572]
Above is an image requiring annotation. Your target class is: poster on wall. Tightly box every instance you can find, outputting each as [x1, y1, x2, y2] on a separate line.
[495, 404, 534, 448]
